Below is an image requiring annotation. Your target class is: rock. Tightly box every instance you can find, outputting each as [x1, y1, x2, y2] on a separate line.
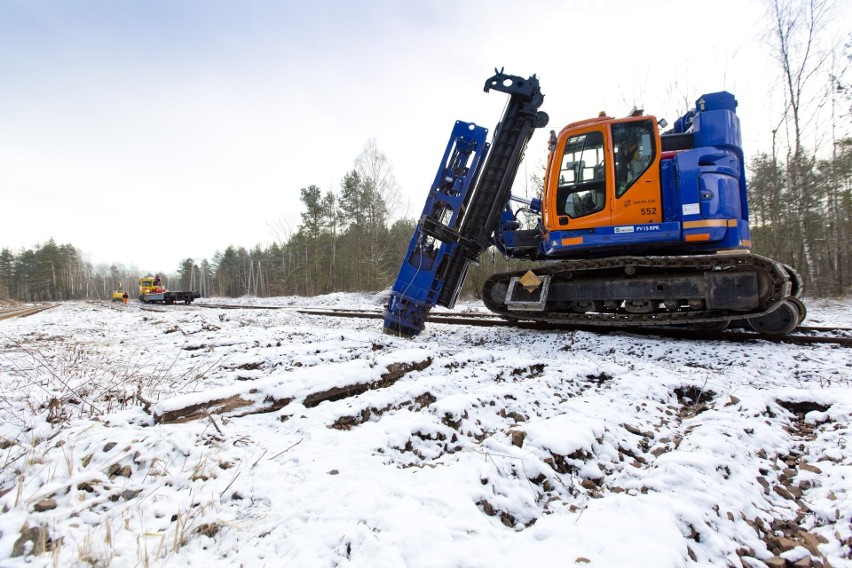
[623, 423, 643, 436]
[103, 442, 117, 452]
[12, 525, 53, 557]
[765, 557, 786, 568]
[798, 461, 822, 474]
[32, 498, 56, 512]
[775, 537, 800, 552]
[107, 464, 132, 478]
[510, 430, 526, 448]
[798, 530, 827, 554]
[575, 557, 591, 564]
[773, 485, 794, 500]
[120, 489, 142, 501]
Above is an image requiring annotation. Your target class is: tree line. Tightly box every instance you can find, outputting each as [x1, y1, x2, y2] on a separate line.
[0, 142, 421, 303]
[748, 138, 852, 296]
[745, 0, 851, 296]
[176, 140, 420, 299]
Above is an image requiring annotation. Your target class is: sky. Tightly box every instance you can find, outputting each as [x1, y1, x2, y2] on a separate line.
[1, 0, 849, 273]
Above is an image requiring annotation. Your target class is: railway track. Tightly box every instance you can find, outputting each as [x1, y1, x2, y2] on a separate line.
[0, 303, 55, 321]
[197, 303, 852, 347]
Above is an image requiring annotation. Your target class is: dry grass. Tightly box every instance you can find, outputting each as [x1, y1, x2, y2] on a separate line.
[0, 332, 228, 564]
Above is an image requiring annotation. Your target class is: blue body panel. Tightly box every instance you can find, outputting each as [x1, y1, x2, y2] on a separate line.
[542, 218, 750, 256]
[384, 121, 490, 335]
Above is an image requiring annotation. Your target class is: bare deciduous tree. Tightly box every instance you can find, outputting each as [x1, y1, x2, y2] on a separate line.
[767, 0, 834, 295]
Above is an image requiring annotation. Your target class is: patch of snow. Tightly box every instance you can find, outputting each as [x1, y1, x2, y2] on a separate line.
[0, 294, 849, 567]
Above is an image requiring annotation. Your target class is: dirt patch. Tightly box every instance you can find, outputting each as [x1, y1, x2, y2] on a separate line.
[330, 392, 437, 430]
[674, 385, 716, 417]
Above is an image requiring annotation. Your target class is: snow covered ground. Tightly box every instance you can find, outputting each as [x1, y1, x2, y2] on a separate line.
[0, 294, 850, 567]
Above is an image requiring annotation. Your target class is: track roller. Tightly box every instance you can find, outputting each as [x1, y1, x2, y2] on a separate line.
[746, 300, 800, 336]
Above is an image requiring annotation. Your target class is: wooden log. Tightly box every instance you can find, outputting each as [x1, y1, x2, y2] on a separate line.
[154, 357, 432, 424]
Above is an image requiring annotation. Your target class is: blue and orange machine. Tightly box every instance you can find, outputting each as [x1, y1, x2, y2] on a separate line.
[384, 70, 801, 337]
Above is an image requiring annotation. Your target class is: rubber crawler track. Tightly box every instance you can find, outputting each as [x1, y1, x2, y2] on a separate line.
[482, 253, 791, 327]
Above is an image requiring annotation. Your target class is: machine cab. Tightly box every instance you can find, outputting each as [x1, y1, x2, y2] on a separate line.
[543, 114, 662, 234]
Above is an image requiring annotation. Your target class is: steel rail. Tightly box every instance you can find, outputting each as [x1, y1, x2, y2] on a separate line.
[0, 304, 55, 321]
[194, 303, 851, 346]
[290, 308, 852, 347]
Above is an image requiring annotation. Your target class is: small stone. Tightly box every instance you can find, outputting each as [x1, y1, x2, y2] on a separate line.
[510, 430, 526, 448]
[12, 526, 52, 557]
[773, 485, 794, 500]
[33, 498, 57, 512]
[765, 557, 786, 568]
[798, 461, 822, 474]
[120, 489, 142, 501]
[103, 442, 117, 452]
[575, 557, 591, 564]
[623, 423, 642, 436]
[107, 463, 132, 478]
[775, 537, 799, 552]
[327, 469, 339, 475]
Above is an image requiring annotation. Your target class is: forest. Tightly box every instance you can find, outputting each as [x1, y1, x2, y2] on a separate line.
[1, 0, 849, 303]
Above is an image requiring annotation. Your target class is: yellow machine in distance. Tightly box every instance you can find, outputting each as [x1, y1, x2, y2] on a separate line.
[137, 274, 200, 304]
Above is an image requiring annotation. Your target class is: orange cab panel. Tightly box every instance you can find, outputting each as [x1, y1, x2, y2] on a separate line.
[543, 122, 612, 232]
[609, 116, 663, 226]
[543, 115, 664, 234]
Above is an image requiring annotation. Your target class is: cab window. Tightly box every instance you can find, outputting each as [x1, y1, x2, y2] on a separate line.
[612, 120, 655, 197]
[556, 131, 605, 219]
